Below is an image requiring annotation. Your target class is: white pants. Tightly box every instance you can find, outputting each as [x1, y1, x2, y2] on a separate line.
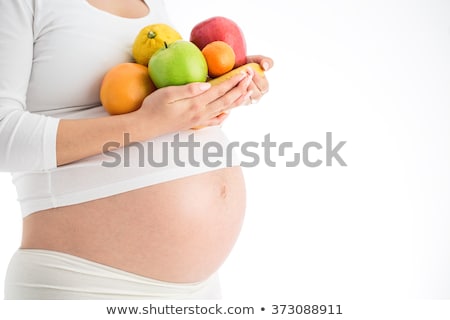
[4, 249, 221, 300]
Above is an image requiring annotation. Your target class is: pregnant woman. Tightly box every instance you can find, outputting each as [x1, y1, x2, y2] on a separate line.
[0, 0, 272, 299]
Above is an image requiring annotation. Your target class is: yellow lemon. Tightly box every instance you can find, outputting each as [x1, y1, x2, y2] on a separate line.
[132, 24, 182, 66]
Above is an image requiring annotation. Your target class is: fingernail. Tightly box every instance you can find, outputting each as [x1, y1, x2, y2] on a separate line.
[262, 62, 269, 71]
[238, 71, 247, 81]
[199, 82, 211, 91]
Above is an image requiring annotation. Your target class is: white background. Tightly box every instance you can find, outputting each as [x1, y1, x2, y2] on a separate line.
[1, 0, 450, 317]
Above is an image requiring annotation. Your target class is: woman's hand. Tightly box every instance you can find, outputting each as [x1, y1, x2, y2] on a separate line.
[55, 60, 268, 166]
[245, 55, 274, 104]
[135, 70, 254, 137]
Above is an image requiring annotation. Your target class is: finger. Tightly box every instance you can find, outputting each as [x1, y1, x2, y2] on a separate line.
[246, 55, 274, 71]
[199, 71, 248, 104]
[237, 90, 254, 107]
[255, 71, 270, 92]
[249, 87, 261, 104]
[207, 74, 253, 116]
[164, 82, 212, 103]
[247, 81, 263, 102]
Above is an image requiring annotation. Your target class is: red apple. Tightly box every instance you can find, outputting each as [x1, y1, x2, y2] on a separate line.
[190, 16, 247, 68]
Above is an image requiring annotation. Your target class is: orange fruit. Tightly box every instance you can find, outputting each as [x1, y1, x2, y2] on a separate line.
[201, 41, 236, 78]
[100, 63, 156, 115]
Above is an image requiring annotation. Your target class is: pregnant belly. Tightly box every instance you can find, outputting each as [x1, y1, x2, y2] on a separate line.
[21, 166, 246, 283]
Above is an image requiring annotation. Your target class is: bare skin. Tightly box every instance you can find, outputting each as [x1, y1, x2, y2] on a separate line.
[22, 0, 273, 283]
[87, 0, 150, 18]
[22, 166, 247, 283]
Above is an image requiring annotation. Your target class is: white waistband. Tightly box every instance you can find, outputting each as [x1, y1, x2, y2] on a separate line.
[4, 249, 221, 300]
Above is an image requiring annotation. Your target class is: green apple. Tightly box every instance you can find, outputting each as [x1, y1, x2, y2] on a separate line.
[148, 40, 208, 88]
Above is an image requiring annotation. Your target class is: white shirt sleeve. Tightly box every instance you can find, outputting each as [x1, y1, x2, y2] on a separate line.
[0, 0, 60, 172]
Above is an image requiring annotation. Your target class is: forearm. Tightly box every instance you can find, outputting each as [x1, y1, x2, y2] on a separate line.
[56, 112, 155, 167]
[56, 72, 257, 166]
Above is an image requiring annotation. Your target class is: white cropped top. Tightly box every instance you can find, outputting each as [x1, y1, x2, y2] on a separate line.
[0, 0, 239, 217]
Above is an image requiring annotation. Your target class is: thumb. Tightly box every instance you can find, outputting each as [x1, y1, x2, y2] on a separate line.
[247, 55, 274, 71]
